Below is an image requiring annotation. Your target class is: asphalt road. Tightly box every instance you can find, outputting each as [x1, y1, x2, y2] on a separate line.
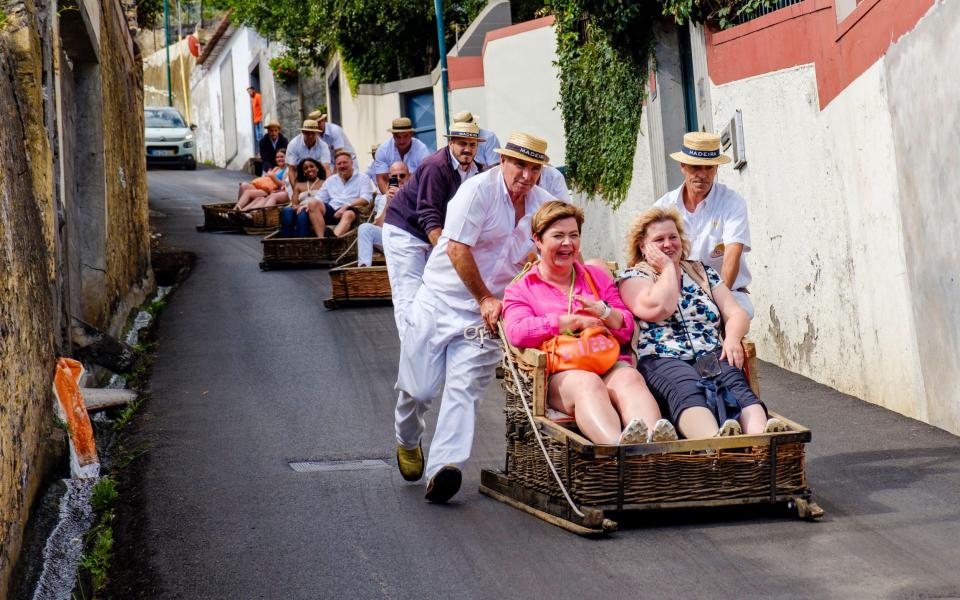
[134, 166, 960, 599]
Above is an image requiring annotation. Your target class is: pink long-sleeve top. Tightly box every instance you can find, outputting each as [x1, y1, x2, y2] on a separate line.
[502, 263, 635, 362]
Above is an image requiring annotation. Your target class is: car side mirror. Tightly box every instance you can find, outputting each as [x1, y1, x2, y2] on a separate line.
[190, 124, 198, 131]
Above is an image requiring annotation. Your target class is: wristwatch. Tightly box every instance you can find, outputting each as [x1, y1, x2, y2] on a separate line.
[599, 301, 612, 320]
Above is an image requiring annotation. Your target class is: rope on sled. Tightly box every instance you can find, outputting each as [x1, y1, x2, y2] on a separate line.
[500, 330, 585, 518]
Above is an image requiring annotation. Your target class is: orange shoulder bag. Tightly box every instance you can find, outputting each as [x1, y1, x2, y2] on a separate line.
[539, 265, 620, 376]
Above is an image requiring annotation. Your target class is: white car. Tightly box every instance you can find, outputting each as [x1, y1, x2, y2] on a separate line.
[145, 106, 197, 170]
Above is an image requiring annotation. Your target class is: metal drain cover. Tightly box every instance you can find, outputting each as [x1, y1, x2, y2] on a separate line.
[289, 459, 391, 473]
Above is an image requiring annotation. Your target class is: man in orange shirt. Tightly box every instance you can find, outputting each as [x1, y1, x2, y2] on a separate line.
[247, 86, 263, 142]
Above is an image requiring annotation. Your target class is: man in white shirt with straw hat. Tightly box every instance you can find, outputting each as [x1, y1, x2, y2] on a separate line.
[285, 119, 332, 185]
[394, 132, 554, 504]
[654, 131, 755, 318]
[373, 117, 431, 193]
[381, 120, 486, 342]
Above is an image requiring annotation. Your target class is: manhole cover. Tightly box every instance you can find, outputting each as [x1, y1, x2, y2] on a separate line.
[289, 459, 391, 473]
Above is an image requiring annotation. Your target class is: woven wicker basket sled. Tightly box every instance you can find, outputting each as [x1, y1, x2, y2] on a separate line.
[480, 328, 824, 536]
[196, 202, 285, 235]
[324, 260, 391, 309]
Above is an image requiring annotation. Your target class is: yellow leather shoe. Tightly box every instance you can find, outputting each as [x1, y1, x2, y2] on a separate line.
[397, 443, 424, 482]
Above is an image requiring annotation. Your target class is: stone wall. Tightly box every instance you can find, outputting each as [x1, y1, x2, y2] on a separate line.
[0, 0, 151, 593]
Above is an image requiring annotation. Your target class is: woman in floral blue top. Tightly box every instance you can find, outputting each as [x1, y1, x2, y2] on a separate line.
[617, 207, 785, 439]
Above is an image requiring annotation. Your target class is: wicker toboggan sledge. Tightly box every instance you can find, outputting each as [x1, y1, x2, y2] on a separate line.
[196, 202, 286, 235]
[259, 204, 374, 270]
[480, 325, 823, 536]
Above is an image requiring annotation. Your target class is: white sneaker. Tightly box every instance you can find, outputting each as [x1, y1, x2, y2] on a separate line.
[765, 417, 789, 433]
[716, 419, 742, 437]
[618, 418, 648, 445]
[648, 418, 678, 443]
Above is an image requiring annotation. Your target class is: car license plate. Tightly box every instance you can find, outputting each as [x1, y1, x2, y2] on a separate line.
[152, 149, 175, 156]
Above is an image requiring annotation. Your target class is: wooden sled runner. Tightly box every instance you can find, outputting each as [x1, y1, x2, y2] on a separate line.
[481, 329, 824, 536]
[196, 202, 285, 235]
[323, 259, 391, 309]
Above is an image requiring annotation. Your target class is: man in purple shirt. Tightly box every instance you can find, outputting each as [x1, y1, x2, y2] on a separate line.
[382, 121, 485, 341]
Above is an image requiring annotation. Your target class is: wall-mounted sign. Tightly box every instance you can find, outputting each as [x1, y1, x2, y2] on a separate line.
[721, 109, 747, 170]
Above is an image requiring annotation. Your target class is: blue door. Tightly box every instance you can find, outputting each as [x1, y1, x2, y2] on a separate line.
[404, 90, 436, 151]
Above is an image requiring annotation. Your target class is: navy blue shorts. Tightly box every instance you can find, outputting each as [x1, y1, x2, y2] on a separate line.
[637, 355, 764, 425]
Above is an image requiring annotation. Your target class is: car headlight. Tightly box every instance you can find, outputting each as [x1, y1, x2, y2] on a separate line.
[183, 140, 194, 148]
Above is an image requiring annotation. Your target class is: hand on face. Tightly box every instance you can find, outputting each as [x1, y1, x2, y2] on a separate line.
[643, 243, 672, 272]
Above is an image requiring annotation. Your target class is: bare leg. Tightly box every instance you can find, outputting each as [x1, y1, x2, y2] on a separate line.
[307, 201, 327, 237]
[237, 182, 255, 200]
[603, 365, 661, 429]
[333, 210, 356, 237]
[739, 404, 767, 434]
[237, 189, 267, 210]
[548, 370, 622, 445]
[677, 406, 720, 439]
[265, 191, 288, 207]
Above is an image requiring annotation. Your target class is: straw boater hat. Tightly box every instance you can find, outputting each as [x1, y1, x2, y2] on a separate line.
[300, 119, 322, 133]
[388, 117, 415, 133]
[494, 132, 549, 165]
[307, 110, 323, 121]
[265, 119, 281, 130]
[452, 110, 478, 125]
[443, 122, 486, 142]
[670, 132, 732, 166]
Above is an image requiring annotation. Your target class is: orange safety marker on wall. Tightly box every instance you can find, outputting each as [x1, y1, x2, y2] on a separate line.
[53, 357, 100, 479]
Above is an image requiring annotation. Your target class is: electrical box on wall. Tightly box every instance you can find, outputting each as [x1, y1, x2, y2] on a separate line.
[721, 110, 747, 170]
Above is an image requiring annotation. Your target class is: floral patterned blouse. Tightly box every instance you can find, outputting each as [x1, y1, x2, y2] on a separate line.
[618, 264, 723, 361]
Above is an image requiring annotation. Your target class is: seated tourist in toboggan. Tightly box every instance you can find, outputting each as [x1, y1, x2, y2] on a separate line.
[502, 201, 678, 445]
[236, 148, 289, 212]
[616, 207, 787, 439]
[280, 152, 373, 239]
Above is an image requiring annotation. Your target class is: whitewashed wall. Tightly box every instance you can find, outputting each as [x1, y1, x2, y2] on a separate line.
[709, 62, 925, 423]
[482, 24, 566, 165]
[190, 28, 272, 170]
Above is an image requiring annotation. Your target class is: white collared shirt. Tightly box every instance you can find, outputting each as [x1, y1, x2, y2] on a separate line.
[449, 150, 479, 182]
[373, 137, 431, 175]
[285, 133, 331, 169]
[654, 181, 752, 291]
[476, 128, 501, 167]
[321, 122, 355, 157]
[318, 171, 375, 210]
[421, 167, 554, 312]
[537, 165, 571, 201]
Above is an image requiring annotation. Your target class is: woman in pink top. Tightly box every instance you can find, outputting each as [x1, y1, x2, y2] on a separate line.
[502, 202, 676, 445]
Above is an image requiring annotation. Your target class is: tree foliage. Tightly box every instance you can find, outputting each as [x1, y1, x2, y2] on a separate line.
[216, 0, 487, 89]
[546, 0, 660, 206]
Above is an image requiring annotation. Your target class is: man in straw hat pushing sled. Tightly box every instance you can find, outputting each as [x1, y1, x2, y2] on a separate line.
[394, 132, 555, 503]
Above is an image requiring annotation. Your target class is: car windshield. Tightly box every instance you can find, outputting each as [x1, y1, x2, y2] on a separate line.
[146, 109, 186, 128]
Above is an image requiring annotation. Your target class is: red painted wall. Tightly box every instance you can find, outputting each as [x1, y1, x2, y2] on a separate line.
[705, 0, 936, 108]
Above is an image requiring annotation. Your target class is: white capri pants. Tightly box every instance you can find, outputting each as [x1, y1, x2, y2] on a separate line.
[394, 288, 502, 482]
[357, 223, 383, 267]
[382, 223, 432, 341]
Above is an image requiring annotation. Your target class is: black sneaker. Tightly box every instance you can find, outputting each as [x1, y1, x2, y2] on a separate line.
[424, 466, 462, 504]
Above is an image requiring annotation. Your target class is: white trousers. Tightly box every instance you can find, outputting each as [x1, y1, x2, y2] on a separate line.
[732, 290, 755, 320]
[357, 223, 383, 267]
[394, 288, 502, 482]
[382, 223, 432, 341]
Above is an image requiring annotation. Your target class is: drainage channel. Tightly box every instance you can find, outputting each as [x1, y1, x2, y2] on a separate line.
[289, 459, 392, 473]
